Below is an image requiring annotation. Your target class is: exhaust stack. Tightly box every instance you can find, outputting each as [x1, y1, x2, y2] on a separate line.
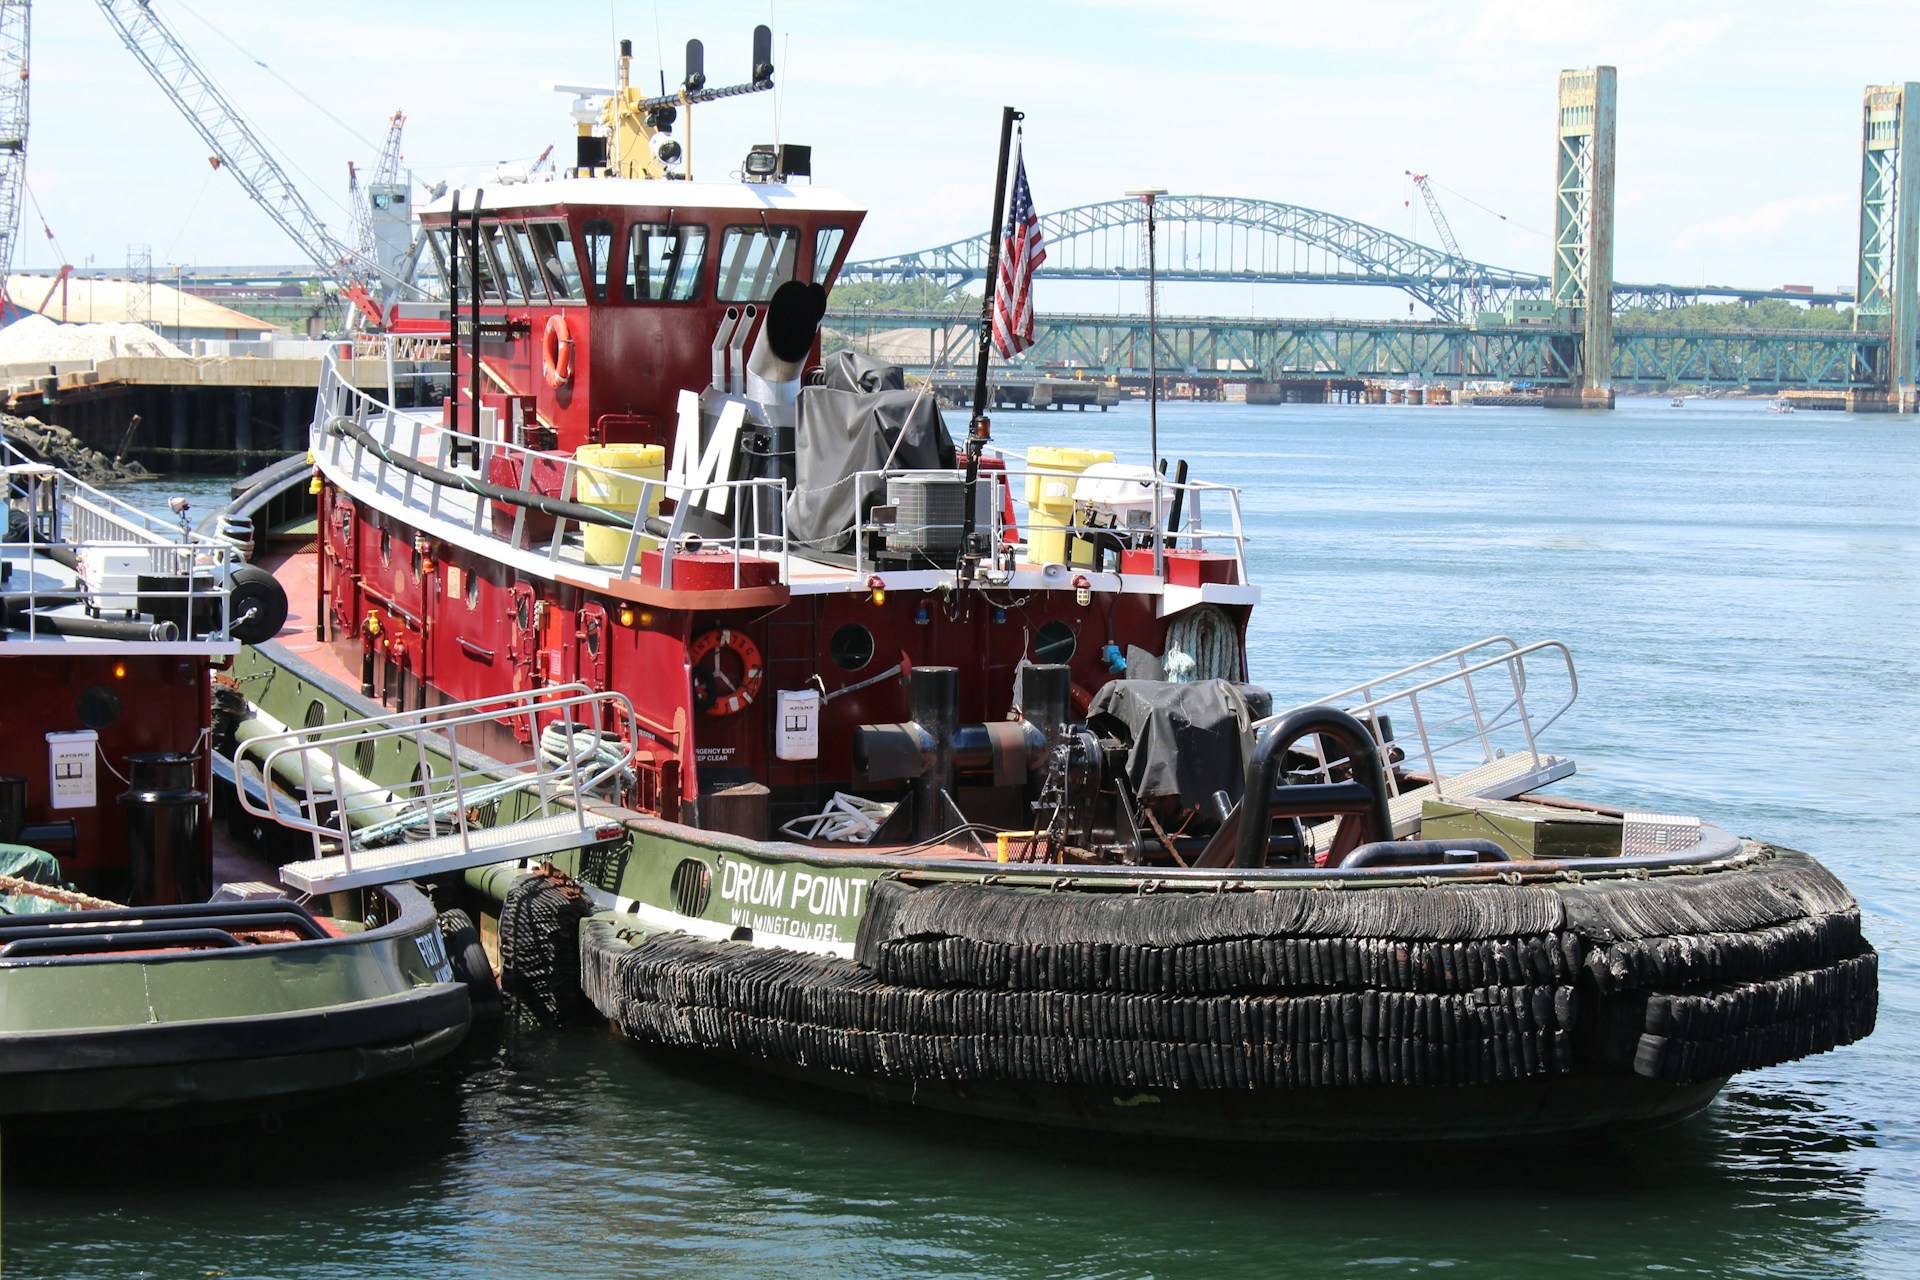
[727, 304, 758, 396]
[746, 281, 829, 405]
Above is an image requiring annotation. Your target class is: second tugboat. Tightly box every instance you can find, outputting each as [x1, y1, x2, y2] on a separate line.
[232, 34, 1876, 1142]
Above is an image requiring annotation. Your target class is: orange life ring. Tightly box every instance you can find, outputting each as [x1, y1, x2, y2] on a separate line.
[689, 628, 764, 717]
[541, 314, 575, 389]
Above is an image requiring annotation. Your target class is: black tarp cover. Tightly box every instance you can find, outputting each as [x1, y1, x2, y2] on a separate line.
[786, 352, 954, 553]
[1085, 678, 1261, 810]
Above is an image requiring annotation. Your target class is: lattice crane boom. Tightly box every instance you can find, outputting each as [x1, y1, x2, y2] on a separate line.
[372, 110, 404, 186]
[0, 1, 29, 301]
[1406, 171, 1483, 318]
[94, 0, 371, 293]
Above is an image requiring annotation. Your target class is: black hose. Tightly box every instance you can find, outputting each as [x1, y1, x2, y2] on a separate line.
[1234, 706, 1391, 869]
[5, 605, 178, 642]
[326, 415, 640, 532]
[1339, 838, 1512, 869]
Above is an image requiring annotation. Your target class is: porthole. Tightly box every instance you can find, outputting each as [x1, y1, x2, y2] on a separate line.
[1033, 619, 1077, 664]
[379, 529, 392, 567]
[76, 685, 121, 730]
[670, 858, 712, 917]
[465, 565, 481, 610]
[829, 623, 875, 671]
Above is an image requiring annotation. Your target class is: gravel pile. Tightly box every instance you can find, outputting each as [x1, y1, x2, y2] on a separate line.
[0, 315, 189, 364]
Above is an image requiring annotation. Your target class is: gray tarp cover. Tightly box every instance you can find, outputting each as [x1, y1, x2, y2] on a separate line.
[786, 351, 954, 552]
[1085, 679, 1258, 809]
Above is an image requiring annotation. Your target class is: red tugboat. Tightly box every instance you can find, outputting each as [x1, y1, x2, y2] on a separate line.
[256, 34, 1875, 1141]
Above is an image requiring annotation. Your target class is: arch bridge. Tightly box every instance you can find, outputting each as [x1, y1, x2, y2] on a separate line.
[840, 195, 1850, 322]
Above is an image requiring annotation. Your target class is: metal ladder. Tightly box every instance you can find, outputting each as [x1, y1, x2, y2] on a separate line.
[234, 682, 637, 895]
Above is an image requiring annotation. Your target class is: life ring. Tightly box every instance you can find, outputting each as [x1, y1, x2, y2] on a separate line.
[689, 628, 764, 716]
[541, 314, 575, 389]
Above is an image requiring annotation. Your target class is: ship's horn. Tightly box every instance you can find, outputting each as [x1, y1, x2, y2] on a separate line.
[728, 304, 758, 396]
[711, 307, 742, 393]
[746, 280, 828, 405]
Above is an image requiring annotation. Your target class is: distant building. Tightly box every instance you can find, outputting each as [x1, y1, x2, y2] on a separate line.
[6, 274, 284, 344]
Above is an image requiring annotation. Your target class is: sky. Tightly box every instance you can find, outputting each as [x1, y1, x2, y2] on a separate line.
[24, 0, 1920, 318]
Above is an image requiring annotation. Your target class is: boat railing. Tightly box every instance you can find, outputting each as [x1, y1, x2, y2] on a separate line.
[841, 457, 1249, 582]
[315, 352, 790, 591]
[233, 682, 639, 894]
[1259, 638, 1579, 803]
[2, 446, 245, 641]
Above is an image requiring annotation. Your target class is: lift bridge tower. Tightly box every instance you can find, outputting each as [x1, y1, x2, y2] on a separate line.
[1852, 83, 1920, 413]
[1549, 66, 1617, 409]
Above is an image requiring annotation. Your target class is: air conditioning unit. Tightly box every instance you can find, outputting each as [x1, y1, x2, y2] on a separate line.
[884, 474, 991, 561]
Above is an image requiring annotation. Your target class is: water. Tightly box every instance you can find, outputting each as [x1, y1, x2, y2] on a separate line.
[10, 398, 1915, 1278]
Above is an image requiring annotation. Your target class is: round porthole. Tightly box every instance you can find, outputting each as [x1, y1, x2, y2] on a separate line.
[1033, 620, 1077, 664]
[829, 623, 875, 671]
[76, 686, 121, 730]
[670, 858, 712, 917]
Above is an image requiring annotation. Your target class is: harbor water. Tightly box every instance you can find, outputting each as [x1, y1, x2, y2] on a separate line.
[9, 396, 1915, 1278]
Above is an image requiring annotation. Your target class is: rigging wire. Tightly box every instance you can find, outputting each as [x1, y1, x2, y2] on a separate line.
[19, 177, 66, 265]
[171, 0, 382, 154]
[1431, 178, 1549, 240]
[161, 162, 224, 265]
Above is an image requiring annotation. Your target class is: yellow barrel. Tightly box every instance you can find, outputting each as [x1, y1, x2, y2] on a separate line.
[574, 443, 666, 565]
[1023, 445, 1113, 564]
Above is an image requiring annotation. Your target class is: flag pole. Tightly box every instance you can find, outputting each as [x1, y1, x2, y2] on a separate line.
[960, 105, 1021, 579]
[968, 106, 1021, 437]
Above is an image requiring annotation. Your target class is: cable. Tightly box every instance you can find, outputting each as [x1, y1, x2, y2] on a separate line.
[161, 163, 223, 264]
[171, 0, 382, 154]
[20, 177, 66, 264]
[1432, 178, 1549, 240]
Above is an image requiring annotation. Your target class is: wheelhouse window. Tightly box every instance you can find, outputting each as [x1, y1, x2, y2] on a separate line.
[508, 224, 549, 304]
[814, 226, 846, 285]
[716, 225, 799, 302]
[486, 224, 530, 302]
[581, 219, 614, 302]
[527, 220, 585, 302]
[626, 223, 708, 302]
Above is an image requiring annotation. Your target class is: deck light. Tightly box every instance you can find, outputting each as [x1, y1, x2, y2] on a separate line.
[618, 606, 636, 627]
[867, 574, 886, 606]
[1072, 574, 1092, 608]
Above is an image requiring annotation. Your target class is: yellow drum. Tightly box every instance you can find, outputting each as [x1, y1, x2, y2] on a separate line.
[574, 443, 666, 565]
[1023, 445, 1112, 564]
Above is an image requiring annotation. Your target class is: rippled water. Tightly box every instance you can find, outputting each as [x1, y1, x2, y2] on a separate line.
[11, 398, 1914, 1278]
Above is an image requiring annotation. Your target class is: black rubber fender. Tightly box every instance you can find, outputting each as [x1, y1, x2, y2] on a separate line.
[227, 563, 289, 644]
[438, 908, 502, 1023]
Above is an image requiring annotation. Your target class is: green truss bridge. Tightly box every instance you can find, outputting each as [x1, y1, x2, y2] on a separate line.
[824, 308, 1887, 392]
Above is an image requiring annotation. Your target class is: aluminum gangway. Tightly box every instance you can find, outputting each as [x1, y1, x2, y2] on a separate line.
[234, 683, 636, 895]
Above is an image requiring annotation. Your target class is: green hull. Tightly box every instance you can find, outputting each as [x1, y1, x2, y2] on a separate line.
[0, 883, 471, 1121]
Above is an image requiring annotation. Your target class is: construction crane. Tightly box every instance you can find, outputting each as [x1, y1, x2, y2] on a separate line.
[0, 1, 28, 320]
[1406, 170, 1484, 321]
[94, 0, 403, 327]
[349, 110, 405, 266]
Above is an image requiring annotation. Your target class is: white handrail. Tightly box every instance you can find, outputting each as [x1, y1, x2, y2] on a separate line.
[1264, 639, 1579, 800]
[233, 682, 637, 870]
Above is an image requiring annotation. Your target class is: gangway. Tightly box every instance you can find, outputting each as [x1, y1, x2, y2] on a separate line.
[235, 682, 637, 895]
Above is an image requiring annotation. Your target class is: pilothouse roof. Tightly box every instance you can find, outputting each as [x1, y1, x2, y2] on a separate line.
[421, 178, 866, 219]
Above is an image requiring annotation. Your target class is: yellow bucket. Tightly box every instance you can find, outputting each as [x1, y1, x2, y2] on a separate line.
[574, 443, 666, 565]
[1023, 445, 1112, 564]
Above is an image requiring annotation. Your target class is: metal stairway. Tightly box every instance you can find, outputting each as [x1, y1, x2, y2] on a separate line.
[233, 682, 636, 895]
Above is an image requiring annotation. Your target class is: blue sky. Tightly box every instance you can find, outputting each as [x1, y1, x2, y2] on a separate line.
[26, 1, 1920, 317]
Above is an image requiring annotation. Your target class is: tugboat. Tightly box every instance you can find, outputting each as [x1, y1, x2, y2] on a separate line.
[234, 34, 1877, 1141]
[0, 444, 475, 1126]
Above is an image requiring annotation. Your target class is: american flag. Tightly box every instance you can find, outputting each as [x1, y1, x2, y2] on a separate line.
[991, 143, 1045, 358]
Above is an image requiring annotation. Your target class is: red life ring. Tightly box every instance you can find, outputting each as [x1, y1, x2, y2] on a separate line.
[689, 628, 764, 717]
[541, 314, 575, 389]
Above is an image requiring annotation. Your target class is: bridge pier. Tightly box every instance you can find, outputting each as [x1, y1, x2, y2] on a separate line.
[1548, 66, 1617, 410]
[1851, 82, 1920, 413]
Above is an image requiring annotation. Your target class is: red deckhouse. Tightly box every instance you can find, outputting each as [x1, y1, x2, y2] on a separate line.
[310, 33, 1255, 843]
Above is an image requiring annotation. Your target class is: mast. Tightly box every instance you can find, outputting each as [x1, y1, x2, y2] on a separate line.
[960, 107, 1021, 579]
